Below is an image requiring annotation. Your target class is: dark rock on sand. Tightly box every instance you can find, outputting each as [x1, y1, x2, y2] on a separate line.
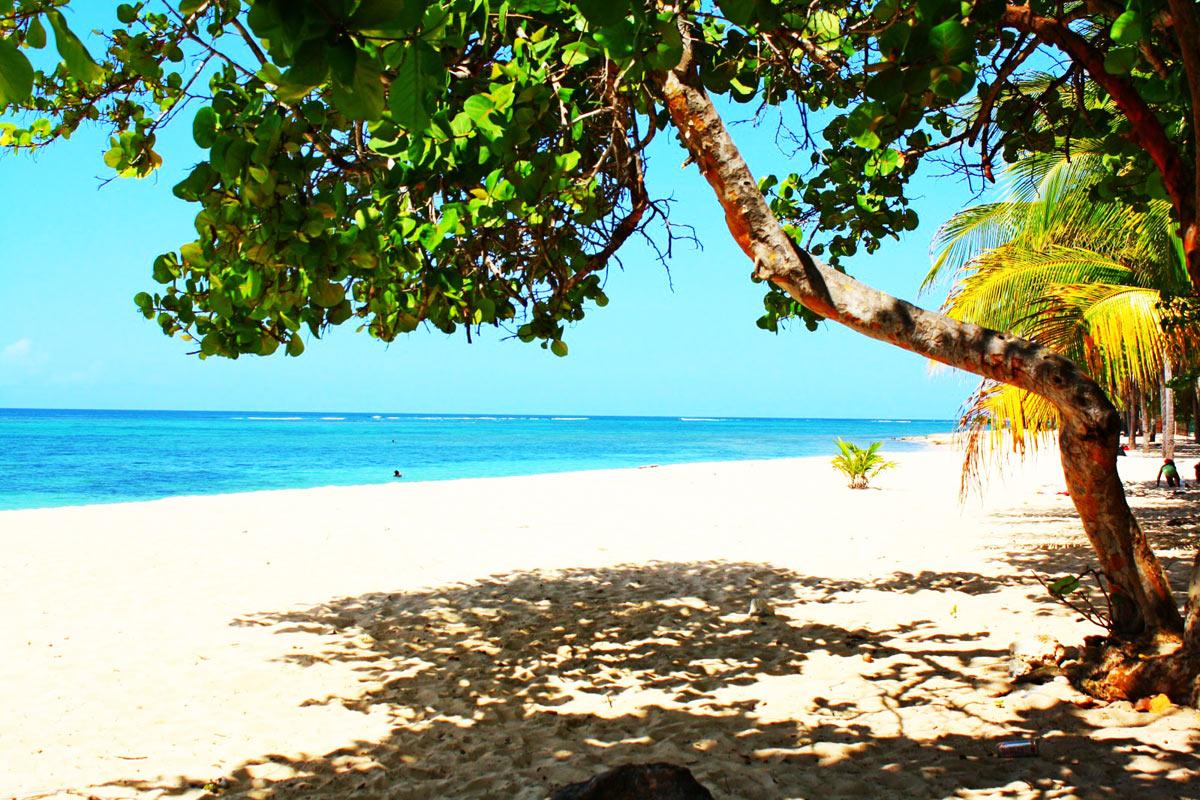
[550, 763, 715, 800]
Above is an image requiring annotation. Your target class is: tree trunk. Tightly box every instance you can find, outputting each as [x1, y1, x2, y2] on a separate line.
[1143, 393, 1156, 451]
[656, 61, 1183, 644]
[1188, 552, 1200, 651]
[1193, 380, 1200, 443]
[1163, 362, 1176, 460]
[1127, 390, 1138, 451]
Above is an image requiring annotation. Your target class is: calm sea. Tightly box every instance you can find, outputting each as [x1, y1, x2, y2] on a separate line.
[0, 409, 953, 511]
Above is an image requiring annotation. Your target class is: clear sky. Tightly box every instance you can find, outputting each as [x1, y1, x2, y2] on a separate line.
[0, 6, 982, 418]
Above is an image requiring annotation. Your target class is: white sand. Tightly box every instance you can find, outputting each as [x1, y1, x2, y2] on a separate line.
[2, 445, 1198, 799]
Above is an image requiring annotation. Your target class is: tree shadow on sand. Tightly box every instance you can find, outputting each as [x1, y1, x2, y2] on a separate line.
[106, 562, 1197, 800]
[986, 486, 1198, 621]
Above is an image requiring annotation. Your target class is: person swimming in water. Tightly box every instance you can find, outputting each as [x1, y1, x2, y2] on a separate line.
[1156, 458, 1180, 488]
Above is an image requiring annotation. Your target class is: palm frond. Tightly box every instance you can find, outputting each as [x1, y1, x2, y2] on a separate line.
[1037, 284, 1167, 392]
[924, 201, 1033, 292]
[944, 246, 1134, 334]
[928, 143, 1194, 492]
[958, 381, 1059, 499]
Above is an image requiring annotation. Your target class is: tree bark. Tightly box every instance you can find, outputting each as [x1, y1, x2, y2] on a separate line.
[1127, 390, 1138, 450]
[1163, 362, 1176, 460]
[656, 62, 1183, 642]
[1143, 393, 1156, 451]
[1188, 552, 1200, 651]
[1194, 380, 1200, 443]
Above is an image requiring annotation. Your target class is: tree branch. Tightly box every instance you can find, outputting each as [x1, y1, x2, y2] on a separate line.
[1165, 0, 1200, 268]
[655, 54, 1183, 640]
[999, 4, 1195, 268]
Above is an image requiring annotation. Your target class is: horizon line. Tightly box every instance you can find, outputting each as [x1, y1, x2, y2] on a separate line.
[0, 406, 957, 423]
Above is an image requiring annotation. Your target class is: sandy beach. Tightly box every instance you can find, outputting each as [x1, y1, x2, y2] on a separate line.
[3, 443, 1198, 799]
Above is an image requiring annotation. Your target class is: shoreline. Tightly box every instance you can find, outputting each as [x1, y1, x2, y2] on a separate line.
[4, 446, 1196, 799]
[0, 443, 945, 515]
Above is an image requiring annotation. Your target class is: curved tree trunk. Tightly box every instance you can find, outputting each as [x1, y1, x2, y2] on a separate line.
[656, 64, 1184, 645]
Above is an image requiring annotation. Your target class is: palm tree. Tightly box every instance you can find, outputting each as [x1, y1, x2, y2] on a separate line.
[923, 143, 1192, 481]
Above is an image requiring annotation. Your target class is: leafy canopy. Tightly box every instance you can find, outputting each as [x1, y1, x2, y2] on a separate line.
[1, 1, 1192, 359]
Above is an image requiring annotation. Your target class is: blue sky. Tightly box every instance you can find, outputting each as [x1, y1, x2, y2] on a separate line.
[0, 7, 981, 418]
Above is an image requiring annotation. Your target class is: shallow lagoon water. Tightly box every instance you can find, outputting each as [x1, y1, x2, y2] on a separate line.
[0, 409, 952, 510]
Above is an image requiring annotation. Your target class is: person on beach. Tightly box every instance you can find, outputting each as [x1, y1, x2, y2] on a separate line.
[1156, 458, 1180, 488]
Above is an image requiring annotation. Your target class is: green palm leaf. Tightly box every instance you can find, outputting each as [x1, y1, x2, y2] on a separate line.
[928, 142, 1189, 488]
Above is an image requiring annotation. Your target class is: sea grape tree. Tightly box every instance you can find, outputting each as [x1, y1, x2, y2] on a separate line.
[3, 0, 1199, 701]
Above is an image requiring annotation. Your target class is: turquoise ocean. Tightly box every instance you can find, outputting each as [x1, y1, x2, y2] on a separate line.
[0, 409, 953, 511]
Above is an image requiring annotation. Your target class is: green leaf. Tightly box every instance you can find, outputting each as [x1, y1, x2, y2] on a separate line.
[574, 0, 627, 26]
[464, 93, 502, 136]
[645, 20, 682, 71]
[351, 0, 424, 35]
[310, 280, 344, 308]
[47, 10, 104, 85]
[180, 242, 208, 266]
[845, 102, 885, 149]
[916, 0, 956, 21]
[173, 163, 217, 200]
[245, 2, 281, 37]
[871, 0, 898, 21]
[26, 16, 47, 49]
[152, 253, 178, 282]
[388, 45, 430, 132]
[1048, 576, 1080, 597]
[927, 18, 970, 63]
[717, 0, 755, 26]
[241, 268, 263, 300]
[865, 148, 902, 176]
[930, 63, 975, 99]
[330, 52, 385, 121]
[258, 334, 281, 356]
[591, 20, 637, 59]
[560, 40, 594, 68]
[805, 10, 840, 42]
[116, 4, 137, 24]
[327, 300, 353, 325]
[192, 106, 217, 148]
[0, 37, 34, 104]
[179, 0, 207, 15]
[551, 339, 568, 357]
[327, 40, 358, 85]
[277, 39, 330, 101]
[1103, 45, 1137, 75]
[877, 19, 910, 56]
[1110, 10, 1144, 45]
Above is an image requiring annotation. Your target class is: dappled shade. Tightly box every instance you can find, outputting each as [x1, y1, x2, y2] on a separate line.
[108, 560, 1197, 799]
